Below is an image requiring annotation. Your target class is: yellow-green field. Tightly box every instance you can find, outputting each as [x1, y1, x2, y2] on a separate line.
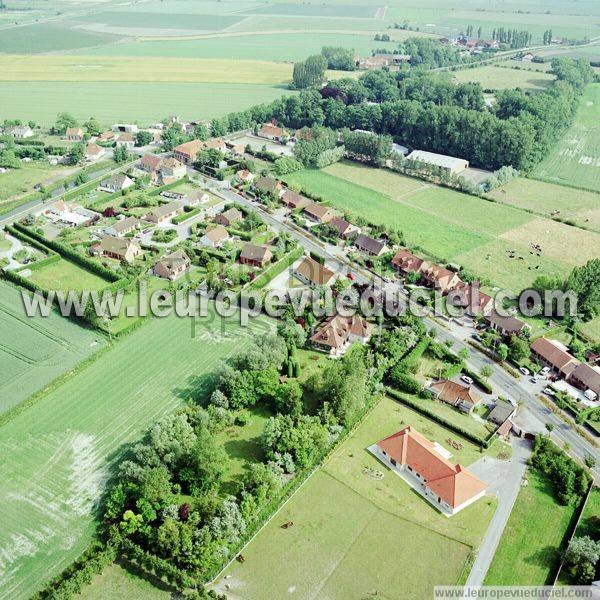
[453, 65, 555, 91]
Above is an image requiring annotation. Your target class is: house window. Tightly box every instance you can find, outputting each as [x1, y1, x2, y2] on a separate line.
[390, 458, 397, 466]
[407, 466, 412, 472]
[437, 497, 441, 503]
[382, 450, 386, 456]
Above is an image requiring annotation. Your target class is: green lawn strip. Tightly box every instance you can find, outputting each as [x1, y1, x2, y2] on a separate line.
[485, 469, 579, 585]
[0, 307, 272, 599]
[24, 258, 109, 292]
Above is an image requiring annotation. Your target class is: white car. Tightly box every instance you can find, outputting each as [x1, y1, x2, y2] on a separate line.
[461, 375, 473, 385]
[540, 367, 551, 375]
[519, 367, 530, 376]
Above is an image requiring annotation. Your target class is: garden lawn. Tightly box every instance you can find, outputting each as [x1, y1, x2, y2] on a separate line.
[0, 306, 272, 600]
[0, 280, 105, 414]
[532, 84, 600, 193]
[24, 258, 110, 292]
[573, 487, 600, 539]
[216, 405, 272, 494]
[485, 469, 578, 585]
[215, 396, 497, 600]
[80, 562, 171, 600]
[488, 177, 600, 233]
[1, 82, 292, 126]
[452, 65, 555, 91]
[0, 161, 73, 207]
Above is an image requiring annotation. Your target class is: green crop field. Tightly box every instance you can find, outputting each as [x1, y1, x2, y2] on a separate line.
[485, 469, 577, 585]
[215, 396, 497, 599]
[25, 258, 111, 292]
[0, 280, 105, 414]
[0, 306, 271, 600]
[452, 65, 555, 91]
[488, 178, 600, 233]
[76, 32, 397, 62]
[0, 81, 292, 126]
[532, 84, 600, 193]
[72, 11, 244, 32]
[0, 22, 121, 54]
[283, 162, 600, 292]
[243, 3, 381, 18]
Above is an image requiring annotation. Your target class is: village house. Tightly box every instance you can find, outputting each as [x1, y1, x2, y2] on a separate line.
[391, 248, 425, 275]
[173, 139, 204, 165]
[254, 176, 284, 198]
[485, 310, 529, 338]
[328, 218, 360, 240]
[104, 216, 140, 238]
[371, 426, 487, 515]
[99, 173, 134, 193]
[353, 233, 387, 256]
[202, 137, 228, 152]
[226, 140, 245, 156]
[116, 133, 136, 148]
[304, 202, 334, 224]
[144, 201, 182, 224]
[569, 363, 600, 401]
[45, 200, 98, 227]
[153, 249, 191, 280]
[9, 125, 34, 139]
[113, 123, 138, 133]
[199, 225, 229, 248]
[257, 123, 287, 142]
[310, 314, 372, 356]
[65, 127, 84, 142]
[419, 263, 461, 293]
[294, 256, 336, 287]
[488, 401, 517, 428]
[236, 169, 255, 184]
[530, 338, 579, 379]
[97, 131, 117, 143]
[239, 243, 272, 268]
[428, 379, 481, 413]
[91, 236, 141, 263]
[159, 157, 186, 183]
[406, 150, 469, 175]
[85, 143, 105, 162]
[183, 190, 209, 207]
[215, 207, 243, 228]
[448, 281, 494, 316]
[281, 190, 309, 211]
[138, 153, 163, 176]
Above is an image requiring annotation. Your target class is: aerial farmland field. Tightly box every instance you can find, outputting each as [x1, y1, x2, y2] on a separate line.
[0, 308, 272, 600]
[214, 396, 497, 600]
[283, 162, 600, 291]
[0, 280, 105, 415]
[452, 65, 555, 91]
[531, 83, 600, 192]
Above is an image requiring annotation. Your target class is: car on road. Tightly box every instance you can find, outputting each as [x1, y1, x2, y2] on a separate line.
[519, 367, 530, 376]
[346, 273, 356, 281]
[460, 375, 473, 385]
[529, 377, 538, 384]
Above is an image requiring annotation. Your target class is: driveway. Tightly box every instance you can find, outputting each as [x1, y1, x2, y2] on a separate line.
[465, 437, 532, 587]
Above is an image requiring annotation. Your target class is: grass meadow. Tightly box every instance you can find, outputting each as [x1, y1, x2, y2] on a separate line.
[283, 162, 600, 292]
[484, 469, 578, 585]
[488, 177, 600, 233]
[0, 280, 105, 414]
[215, 396, 497, 600]
[24, 258, 110, 292]
[532, 84, 600, 193]
[0, 306, 271, 600]
[452, 65, 555, 91]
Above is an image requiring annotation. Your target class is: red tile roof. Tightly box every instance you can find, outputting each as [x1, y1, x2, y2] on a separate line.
[377, 426, 486, 508]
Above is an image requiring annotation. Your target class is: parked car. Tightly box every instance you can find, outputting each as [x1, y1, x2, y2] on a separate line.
[471, 333, 483, 343]
[540, 366, 551, 375]
[519, 367, 530, 376]
[346, 273, 356, 281]
[529, 377, 538, 384]
[543, 387, 555, 397]
[460, 375, 473, 385]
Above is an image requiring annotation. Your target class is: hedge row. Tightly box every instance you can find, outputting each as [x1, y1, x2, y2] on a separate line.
[12, 223, 121, 282]
[245, 245, 303, 290]
[33, 542, 118, 599]
[120, 539, 196, 591]
[386, 387, 492, 448]
[398, 337, 430, 370]
[5, 224, 59, 257]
